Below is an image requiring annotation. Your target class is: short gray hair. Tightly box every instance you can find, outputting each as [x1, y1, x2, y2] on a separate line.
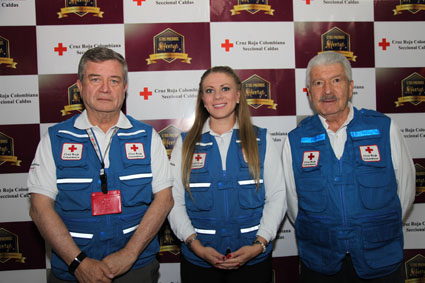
[78, 47, 128, 85]
[305, 51, 352, 88]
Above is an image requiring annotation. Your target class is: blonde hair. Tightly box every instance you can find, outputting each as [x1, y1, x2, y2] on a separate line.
[181, 66, 261, 194]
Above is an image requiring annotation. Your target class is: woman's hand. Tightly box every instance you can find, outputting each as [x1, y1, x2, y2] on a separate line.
[215, 244, 263, 270]
[189, 238, 227, 267]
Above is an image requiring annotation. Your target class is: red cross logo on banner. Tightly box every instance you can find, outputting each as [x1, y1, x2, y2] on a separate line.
[140, 87, 152, 100]
[221, 39, 234, 52]
[192, 153, 206, 169]
[359, 145, 380, 162]
[125, 143, 145, 159]
[54, 43, 67, 56]
[133, 0, 146, 6]
[304, 0, 313, 4]
[61, 143, 83, 160]
[378, 38, 390, 51]
[302, 151, 320, 168]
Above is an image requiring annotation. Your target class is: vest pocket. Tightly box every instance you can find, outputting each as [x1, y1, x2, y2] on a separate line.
[238, 215, 261, 247]
[185, 183, 213, 211]
[238, 179, 265, 209]
[67, 223, 103, 260]
[296, 178, 327, 213]
[56, 176, 93, 211]
[357, 172, 395, 210]
[119, 171, 153, 206]
[296, 220, 334, 268]
[362, 220, 403, 269]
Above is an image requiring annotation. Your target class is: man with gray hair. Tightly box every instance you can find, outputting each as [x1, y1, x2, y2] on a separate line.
[283, 51, 415, 282]
[28, 47, 173, 283]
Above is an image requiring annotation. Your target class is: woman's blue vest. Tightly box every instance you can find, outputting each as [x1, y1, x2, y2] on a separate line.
[48, 114, 158, 281]
[182, 127, 272, 267]
[288, 108, 403, 279]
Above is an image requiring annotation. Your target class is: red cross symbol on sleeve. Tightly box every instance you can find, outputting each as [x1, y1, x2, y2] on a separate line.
[131, 144, 139, 152]
[365, 146, 373, 154]
[308, 152, 315, 160]
[195, 154, 202, 161]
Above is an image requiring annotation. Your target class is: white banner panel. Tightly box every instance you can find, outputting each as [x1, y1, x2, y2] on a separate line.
[293, 0, 374, 22]
[0, 75, 39, 125]
[158, 262, 180, 283]
[210, 22, 295, 70]
[126, 70, 202, 120]
[0, 0, 36, 26]
[0, 269, 47, 283]
[351, 68, 377, 111]
[375, 22, 425, 68]
[0, 173, 31, 222]
[403, 203, 425, 249]
[388, 113, 425, 159]
[252, 116, 296, 155]
[273, 217, 298, 257]
[36, 24, 125, 75]
[124, 0, 210, 23]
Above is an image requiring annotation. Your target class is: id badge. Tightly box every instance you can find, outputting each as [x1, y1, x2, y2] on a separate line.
[91, 190, 122, 216]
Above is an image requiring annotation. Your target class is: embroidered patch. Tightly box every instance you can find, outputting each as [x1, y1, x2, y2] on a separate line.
[359, 145, 381, 162]
[192, 153, 206, 169]
[61, 143, 83, 160]
[302, 151, 320, 168]
[125, 143, 145, 159]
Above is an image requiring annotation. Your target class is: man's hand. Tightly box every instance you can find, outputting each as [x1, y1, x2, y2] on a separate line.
[102, 248, 137, 278]
[74, 257, 114, 283]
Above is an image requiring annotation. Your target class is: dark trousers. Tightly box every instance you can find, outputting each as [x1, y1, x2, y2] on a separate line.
[49, 258, 159, 283]
[181, 255, 273, 283]
[300, 254, 405, 283]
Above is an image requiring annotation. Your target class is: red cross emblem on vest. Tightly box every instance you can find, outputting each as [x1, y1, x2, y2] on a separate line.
[125, 143, 145, 159]
[359, 145, 380, 162]
[61, 143, 83, 160]
[302, 151, 320, 168]
[192, 153, 206, 169]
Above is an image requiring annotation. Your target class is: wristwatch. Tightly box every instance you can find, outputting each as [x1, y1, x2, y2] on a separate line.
[253, 239, 267, 253]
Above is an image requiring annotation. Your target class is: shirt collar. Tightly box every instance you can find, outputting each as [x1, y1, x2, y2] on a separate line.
[318, 102, 354, 132]
[74, 110, 133, 131]
[201, 118, 239, 136]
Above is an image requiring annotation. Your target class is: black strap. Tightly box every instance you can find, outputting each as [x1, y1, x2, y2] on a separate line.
[68, 251, 87, 275]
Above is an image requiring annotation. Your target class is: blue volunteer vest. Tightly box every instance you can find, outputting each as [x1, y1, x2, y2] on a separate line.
[48, 114, 158, 281]
[288, 107, 403, 279]
[182, 127, 272, 267]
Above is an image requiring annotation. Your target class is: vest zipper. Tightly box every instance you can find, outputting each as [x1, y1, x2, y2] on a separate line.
[106, 214, 111, 255]
[338, 159, 349, 252]
[223, 170, 231, 252]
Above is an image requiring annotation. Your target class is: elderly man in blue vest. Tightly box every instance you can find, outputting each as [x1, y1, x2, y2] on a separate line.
[283, 51, 416, 283]
[28, 47, 173, 283]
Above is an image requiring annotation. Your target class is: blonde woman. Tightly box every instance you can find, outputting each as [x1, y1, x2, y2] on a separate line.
[168, 66, 286, 283]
